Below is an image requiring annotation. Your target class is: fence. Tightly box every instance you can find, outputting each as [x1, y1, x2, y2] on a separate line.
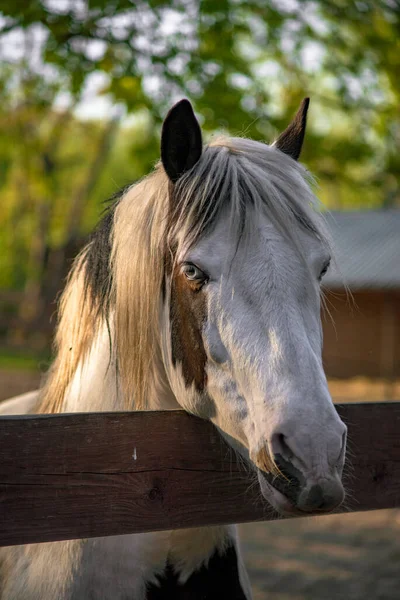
[1, 402, 400, 547]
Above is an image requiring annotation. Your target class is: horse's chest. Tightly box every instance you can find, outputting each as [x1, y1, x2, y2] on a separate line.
[146, 545, 248, 600]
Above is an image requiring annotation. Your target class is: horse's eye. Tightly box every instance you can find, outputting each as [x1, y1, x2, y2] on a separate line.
[319, 259, 331, 281]
[182, 263, 207, 283]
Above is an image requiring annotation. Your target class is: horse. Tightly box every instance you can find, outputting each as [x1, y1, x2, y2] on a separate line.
[0, 97, 347, 599]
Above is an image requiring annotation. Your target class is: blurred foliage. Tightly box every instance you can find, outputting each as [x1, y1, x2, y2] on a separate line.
[0, 345, 50, 370]
[0, 0, 398, 306]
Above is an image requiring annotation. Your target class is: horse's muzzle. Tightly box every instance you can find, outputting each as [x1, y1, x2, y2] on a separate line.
[259, 453, 345, 514]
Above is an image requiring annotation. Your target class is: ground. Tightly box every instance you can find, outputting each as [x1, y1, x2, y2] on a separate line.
[240, 510, 400, 600]
[0, 368, 42, 400]
[1, 368, 399, 599]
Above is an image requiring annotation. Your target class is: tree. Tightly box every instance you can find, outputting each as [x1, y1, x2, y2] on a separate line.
[0, 1, 398, 206]
[0, 0, 398, 347]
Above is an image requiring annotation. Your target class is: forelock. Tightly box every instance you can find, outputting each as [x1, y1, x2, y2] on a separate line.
[167, 136, 331, 257]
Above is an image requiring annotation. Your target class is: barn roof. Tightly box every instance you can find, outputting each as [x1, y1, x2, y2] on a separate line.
[323, 210, 400, 290]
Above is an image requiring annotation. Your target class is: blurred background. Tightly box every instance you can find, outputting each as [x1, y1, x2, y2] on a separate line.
[0, 1, 399, 598]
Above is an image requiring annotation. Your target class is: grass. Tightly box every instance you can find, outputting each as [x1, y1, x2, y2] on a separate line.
[0, 347, 51, 371]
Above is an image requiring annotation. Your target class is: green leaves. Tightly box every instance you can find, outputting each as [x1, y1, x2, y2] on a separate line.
[0, 0, 399, 293]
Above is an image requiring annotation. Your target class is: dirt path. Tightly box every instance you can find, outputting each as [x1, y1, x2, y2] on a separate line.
[240, 509, 400, 599]
[0, 368, 42, 401]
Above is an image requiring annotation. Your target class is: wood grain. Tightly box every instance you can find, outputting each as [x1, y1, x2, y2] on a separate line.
[1, 403, 400, 547]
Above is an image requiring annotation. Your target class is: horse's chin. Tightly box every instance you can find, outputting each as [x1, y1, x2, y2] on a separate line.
[257, 469, 306, 517]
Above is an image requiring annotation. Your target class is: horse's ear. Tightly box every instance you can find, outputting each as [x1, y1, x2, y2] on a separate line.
[274, 98, 310, 161]
[161, 99, 202, 183]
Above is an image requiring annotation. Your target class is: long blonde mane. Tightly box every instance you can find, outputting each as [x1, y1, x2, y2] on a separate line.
[37, 137, 330, 414]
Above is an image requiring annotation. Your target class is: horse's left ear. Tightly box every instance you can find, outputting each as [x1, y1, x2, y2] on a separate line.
[274, 98, 310, 161]
[161, 99, 203, 183]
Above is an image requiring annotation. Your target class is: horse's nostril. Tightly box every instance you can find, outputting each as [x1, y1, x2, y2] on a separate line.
[271, 432, 293, 461]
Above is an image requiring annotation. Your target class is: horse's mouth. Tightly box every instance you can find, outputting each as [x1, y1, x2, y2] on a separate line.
[257, 469, 305, 516]
[258, 468, 345, 517]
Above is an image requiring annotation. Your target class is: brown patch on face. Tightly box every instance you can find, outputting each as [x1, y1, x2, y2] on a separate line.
[169, 268, 208, 391]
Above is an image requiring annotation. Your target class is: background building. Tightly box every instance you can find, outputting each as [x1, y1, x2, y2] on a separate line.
[323, 210, 400, 382]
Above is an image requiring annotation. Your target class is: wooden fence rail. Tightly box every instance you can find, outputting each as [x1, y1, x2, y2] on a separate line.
[1, 403, 400, 547]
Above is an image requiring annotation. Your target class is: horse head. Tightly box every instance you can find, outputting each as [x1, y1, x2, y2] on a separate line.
[159, 99, 347, 517]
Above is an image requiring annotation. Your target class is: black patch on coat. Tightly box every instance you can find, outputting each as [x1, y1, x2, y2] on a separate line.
[146, 544, 248, 600]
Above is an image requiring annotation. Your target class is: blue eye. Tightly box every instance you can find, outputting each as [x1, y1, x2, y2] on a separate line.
[182, 263, 207, 283]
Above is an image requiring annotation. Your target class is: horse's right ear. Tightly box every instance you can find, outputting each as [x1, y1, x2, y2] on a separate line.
[161, 99, 202, 183]
[274, 98, 310, 161]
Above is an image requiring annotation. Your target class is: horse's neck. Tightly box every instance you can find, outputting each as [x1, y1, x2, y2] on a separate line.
[16, 329, 251, 599]
[63, 323, 178, 413]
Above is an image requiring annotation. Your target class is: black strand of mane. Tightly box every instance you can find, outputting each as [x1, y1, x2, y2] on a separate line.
[82, 187, 128, 322]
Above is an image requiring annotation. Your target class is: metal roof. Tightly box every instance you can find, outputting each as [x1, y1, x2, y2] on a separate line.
[323, 210, 400, 290]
